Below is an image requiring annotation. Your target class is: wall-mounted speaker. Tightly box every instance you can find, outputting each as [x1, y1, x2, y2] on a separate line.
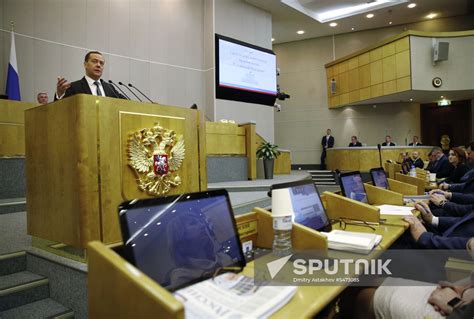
[330, 78, 336, 94]
[433, 42, 449, 62]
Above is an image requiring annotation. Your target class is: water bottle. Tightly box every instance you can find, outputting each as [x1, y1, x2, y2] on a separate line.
[409, 164, 416, 177]
[272, 215, 293, 257]
[271, 189, 294, 257]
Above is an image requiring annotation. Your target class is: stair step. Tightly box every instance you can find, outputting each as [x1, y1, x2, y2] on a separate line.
[0, 271, 49, 311]
[0, 298, 74, 319]
[0, 252, 26, 276]
[0, 198, 26, 215]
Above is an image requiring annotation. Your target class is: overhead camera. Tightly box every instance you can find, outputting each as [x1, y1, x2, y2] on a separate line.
[276, 84, 290, 101]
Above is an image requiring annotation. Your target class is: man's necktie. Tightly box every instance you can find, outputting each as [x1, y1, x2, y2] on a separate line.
[94, 81, 103, 96]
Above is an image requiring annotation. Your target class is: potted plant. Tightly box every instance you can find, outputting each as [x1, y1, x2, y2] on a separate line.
[256, 142, 281, 179]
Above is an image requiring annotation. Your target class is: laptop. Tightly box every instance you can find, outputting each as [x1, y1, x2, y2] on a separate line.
[338, 171, 368, 204]
[370, 167, 389, 189]
[270, 179, 331, 232]
[118, 189, 246, 292]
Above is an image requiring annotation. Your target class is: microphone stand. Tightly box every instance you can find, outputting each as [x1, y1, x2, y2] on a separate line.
[128, 83, 154, 103]
[119, 82, 142, 102]
[108, 80, 130, 100]
[377, 144, 383, 167]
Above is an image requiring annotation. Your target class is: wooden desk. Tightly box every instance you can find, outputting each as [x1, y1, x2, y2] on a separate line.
[244, 222, 408, 318]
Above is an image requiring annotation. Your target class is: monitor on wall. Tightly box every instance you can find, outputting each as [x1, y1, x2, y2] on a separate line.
[215, 34, 277, 106]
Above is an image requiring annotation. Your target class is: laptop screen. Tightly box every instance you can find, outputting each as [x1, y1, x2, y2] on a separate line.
[271, 180, 329, 231]
[370, 167, 389, 189]
[118, 189, 246, 291]
[339, 171, 368, 203]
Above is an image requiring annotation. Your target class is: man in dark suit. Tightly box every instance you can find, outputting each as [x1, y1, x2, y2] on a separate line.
[411, 151, 424, 168]
[382, 135, 396, 146]
[409, 135, 422, 146]
[321, 129, 334, 170]
[403, 202, 473, 249]
[348, 136, 362, 147]
[429, 147, 454, 178]
[55, 51, 125, 100]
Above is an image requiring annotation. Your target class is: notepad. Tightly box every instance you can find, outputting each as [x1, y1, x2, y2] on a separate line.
[322, 230, 382, 254]
[376, 204, 414, 216]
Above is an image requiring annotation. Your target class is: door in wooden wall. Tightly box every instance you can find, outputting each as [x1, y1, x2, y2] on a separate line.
[420, 100, 472, 148]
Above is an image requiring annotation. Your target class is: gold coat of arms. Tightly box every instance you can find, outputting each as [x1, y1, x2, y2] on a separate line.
[127, 123, 185, 195]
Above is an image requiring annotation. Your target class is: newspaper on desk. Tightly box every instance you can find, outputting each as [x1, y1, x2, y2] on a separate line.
[376, 204, 415, 216]
[174, 273, 296, 319]
[321, 230, 383, 254]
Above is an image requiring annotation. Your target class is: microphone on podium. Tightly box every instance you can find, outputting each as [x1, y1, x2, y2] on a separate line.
[119, 82, 142, 102]
[108, 80, 130, 100]
[377, 143, 382, 167]
[128, 83, 154, 104]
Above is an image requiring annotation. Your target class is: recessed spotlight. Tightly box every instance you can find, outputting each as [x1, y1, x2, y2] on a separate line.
[366, 13, 374, 18]
[389, 21, 393, 25]
[426, 13, 437, 19]
[329, 22, 338, 27]
[271, 38, 275, 42]
[351, 27, 355, 31]
[297, 30, 305, 35]
[440, 95, 444, 98]
[409, 98, 413, 101]
[407, 3, 417, 8]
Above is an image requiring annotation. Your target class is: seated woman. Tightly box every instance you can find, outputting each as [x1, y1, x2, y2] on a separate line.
[444, 147, 470, 184]
[350, 238, 474, 319]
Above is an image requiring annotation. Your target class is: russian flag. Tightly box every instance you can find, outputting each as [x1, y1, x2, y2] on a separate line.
[6, 31, 21, 101]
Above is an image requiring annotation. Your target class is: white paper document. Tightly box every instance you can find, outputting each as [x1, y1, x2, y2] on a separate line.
[322, 230, 383, 254]
[376, 204, 415, 216]
[174, 273, 296, 319]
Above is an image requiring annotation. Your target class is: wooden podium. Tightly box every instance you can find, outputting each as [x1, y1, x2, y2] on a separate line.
[25, 95, 207, 248]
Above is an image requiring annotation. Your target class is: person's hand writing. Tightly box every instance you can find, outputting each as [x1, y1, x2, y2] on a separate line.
[56, 76, 71, 98]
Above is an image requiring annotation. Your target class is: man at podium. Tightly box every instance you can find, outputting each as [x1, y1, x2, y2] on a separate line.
[55, 51, 125, 100]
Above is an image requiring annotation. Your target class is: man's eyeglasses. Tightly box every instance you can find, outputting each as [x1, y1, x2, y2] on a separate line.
[337, 217, 377, 231]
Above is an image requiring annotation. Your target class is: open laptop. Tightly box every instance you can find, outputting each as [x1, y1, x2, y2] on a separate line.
[270, 179, 331, 232]
[338, 171, 368, 204]
[370, 167, 389, 189]
[118, 189, 246, 292]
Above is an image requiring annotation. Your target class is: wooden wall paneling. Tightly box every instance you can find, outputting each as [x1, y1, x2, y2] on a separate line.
[274, 150, 291, 174]
[383, 80, 397, 95]
[359, 64, 371, 88]
[348, 68, 360, 92]
[0, 100, 36, 156]
[348, 57, 359, 70]
[369, 47, 383, 62]
[395, 50, 411, 78]
[382, 42, 396, 58]
[370, 60, 383, 85]
[359, 87, 371, 101]
[339, 72, 349, 94]
[358, 52, 370, 66]
[396, 76, 412, 92]
[395, 37, 410, 52]
[197, 111, 207, 191]
[382, 55, 397, 82]
[370, 83, 384, 98]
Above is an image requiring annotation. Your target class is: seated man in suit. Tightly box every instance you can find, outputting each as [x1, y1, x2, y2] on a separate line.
[402, 201, 473, 249]
[55, 51, 125, 100]
[412, 151, 425, 168]
[348, 135, 362, 147]
[429, 147, 454, 179]
[409, 135, 422, 146]
[382, 135, 395, 146]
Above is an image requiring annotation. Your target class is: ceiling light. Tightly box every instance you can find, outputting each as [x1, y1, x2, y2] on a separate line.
[409, 98, 413, 101]
[426, 13, 437, 19]
[329, 22, 338, 27]
[351, 27, 355, 31]
[440, 95, 444, 98]
[271, 38, 275, 42]
[407, 3, 417, 8]
[366, 13, 374, 18]
[389, 21, 393, 25]
[296, 30, 305, 34]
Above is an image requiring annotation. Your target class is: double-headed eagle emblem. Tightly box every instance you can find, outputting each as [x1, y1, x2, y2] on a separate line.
[127, 123, 185, 195]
